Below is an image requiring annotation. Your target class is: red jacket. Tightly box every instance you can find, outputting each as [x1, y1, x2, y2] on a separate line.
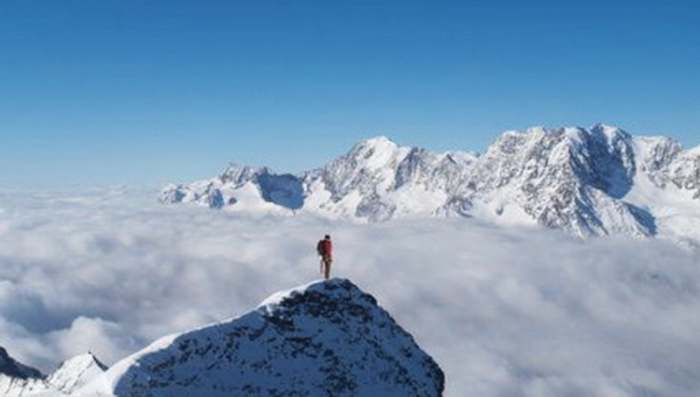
[318, 239, 333, 257]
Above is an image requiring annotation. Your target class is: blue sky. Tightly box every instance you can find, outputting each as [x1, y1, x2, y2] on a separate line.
[1, 1, 698, 187]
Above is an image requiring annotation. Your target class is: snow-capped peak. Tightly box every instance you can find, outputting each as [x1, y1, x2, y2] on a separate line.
[220, 163, 269, 185]
[590, 122, 626, 136]
[355, 135, 396, 149]
[47, 352, 107, 394]
[78, 278, 445, 397]
[344, 135, 405, 171]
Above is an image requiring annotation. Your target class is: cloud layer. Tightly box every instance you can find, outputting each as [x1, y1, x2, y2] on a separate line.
[0, 187, 699, 396]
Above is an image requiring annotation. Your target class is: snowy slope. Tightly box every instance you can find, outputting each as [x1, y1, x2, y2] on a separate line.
[78, 278, 444, 397]
[0, 350, 106, 397]
[160, 124, 700, 245]
[625, 138, 700, 248]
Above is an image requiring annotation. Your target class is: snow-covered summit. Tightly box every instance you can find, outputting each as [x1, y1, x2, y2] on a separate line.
[47, 353, 107, 394]
[79, 278, 444, 397]
[160, 125, 700, 245]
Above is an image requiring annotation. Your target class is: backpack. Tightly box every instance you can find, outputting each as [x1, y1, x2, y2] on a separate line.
[316, 240, 325, 256]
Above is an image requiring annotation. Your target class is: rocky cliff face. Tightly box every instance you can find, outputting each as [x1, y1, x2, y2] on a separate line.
[0, 347, 43, 380]
[81, 279, 444, 397]
[160, 124, 700, 244]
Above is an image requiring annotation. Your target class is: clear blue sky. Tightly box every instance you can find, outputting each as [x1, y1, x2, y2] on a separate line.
[1, 0, 699, 187]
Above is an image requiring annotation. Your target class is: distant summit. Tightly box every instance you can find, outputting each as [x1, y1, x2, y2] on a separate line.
[48, 353, 108, 394]
[0, 348, 107, 396]
[161, 125, 700, 247]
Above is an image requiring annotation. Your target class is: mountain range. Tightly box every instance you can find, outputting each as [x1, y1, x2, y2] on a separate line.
[160, 124, 700, 247]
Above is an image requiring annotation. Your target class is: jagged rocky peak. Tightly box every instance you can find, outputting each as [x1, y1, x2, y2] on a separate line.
[84, 278, 444, 397]
[637, 136, 683, 173]
[0, 346, 43, 380]
[47, 352, 108, 394]
[466, 124, 657, 238]
[219, 163, 269, 185]
[480, 124, 637, 191]
[625, 135, 699, 198]
[321, 136, 404, 187]
[590, 122, 629, 138]
[160, 161, 305, 210]
[320, 136, 407, 199]
[472, 126, 576, 192]
[326, 136, 405, 176]
[669, 145, 700, 198]
[328, 136, 475, 189]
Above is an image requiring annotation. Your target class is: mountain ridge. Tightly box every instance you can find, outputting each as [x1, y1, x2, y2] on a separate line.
[160, 124, 700, 246]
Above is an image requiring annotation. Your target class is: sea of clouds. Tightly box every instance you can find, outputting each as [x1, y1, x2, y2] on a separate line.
[0, 187, 699, 396]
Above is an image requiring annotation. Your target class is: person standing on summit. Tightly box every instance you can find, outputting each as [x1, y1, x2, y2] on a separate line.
[317, 235, 333, 280]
